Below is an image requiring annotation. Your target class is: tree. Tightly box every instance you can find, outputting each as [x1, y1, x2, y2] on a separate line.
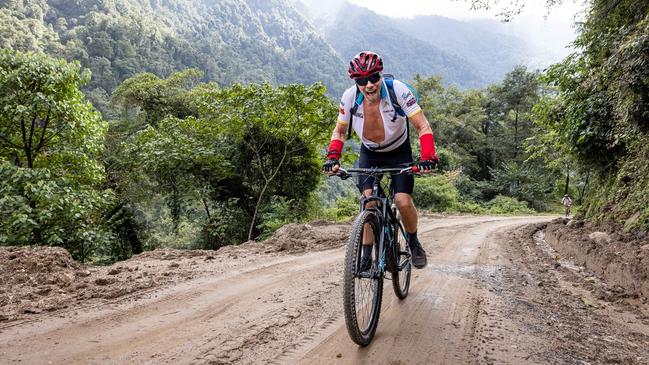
[111, 69, 204, 127]
[494, 66, 540, 159]
[0, 50, 111, 260]
[533, 0, 649, 227]
[197, 82, 335, 240]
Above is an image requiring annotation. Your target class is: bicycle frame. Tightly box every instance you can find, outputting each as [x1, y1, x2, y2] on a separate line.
[336, 166, 416, 277]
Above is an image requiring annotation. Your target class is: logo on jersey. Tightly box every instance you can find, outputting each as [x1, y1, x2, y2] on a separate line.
[402, 91, 413, 99]
[383, 108, 395, 114]
[353, 112, 364, 118]
[339, 106, 345, 115]
[406, 98, 416, 107]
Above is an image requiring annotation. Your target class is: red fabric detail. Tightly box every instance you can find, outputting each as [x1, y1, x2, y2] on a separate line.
[419, 133, 438, 161]
[327, 139, 344, 160]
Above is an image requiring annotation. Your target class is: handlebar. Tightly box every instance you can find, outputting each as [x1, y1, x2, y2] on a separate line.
[332, 165, 422, 180]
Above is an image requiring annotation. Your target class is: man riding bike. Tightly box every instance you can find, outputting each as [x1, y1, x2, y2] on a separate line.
[323, 51, 439, 270]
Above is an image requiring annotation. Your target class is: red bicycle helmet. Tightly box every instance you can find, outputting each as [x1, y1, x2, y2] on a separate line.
[348, 51, 384, 79]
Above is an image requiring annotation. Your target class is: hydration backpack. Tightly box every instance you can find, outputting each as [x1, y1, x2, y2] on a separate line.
[347, 74, 419, 141]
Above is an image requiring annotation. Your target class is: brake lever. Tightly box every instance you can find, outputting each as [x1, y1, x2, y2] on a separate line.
[336, 168, 351, 180]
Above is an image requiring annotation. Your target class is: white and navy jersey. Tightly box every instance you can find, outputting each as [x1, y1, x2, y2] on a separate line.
[337, 79, 422, 152]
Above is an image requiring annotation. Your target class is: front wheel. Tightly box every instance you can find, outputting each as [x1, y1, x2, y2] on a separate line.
[391, 219, 411, 299]
[343, 209, 383, 346]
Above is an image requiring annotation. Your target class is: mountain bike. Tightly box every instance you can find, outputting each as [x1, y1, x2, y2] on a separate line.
[332, 165, 420, 346]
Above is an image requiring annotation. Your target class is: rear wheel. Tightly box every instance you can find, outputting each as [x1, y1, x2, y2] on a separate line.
[391, 219, 411, 299]
[343, 209, 383, 346]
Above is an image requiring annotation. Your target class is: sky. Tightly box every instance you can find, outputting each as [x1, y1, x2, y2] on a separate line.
[346, 0, 587, 60]
[346, 0, 586, 22]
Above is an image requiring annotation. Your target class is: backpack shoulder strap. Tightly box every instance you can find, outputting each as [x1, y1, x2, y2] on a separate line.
[384, 78, 406, 121]
[383, 76, 410, 137]
[347, 86, 363, 140]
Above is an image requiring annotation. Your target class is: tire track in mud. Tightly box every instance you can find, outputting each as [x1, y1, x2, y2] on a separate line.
[0, 215, 554, 365]
[1, 251, 347, 364]
[293, 216, 552, 365]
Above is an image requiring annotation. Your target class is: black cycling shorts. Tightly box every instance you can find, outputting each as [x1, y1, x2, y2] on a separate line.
[357, 140, 414, 195]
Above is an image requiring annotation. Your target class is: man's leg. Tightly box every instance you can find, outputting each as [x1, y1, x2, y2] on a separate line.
[394, 193, 427, 268]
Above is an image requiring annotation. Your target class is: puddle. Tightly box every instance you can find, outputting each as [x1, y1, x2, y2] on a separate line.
[428, 264, 500, 280]
[533, 231, 584, 273]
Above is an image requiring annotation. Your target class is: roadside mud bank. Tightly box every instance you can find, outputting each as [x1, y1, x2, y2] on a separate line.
[498, 222, 649, 365]
[544, 218, 649, 301]
[0, 221, 350, 323]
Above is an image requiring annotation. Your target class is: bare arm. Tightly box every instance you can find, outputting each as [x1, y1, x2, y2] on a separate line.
[408, 110, 438, 171]
[408, 110, 433, 137]
[330, 119, 349, 142]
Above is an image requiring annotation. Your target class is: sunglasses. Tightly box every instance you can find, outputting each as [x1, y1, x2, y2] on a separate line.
[355, 73, 381, 86]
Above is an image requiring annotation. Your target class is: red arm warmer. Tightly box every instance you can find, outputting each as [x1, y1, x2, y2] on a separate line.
[419, 133, 438, 161]
[327, 139, 344, 160]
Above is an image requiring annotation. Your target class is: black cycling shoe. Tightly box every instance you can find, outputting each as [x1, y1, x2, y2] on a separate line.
[409, 240, 428, 269]
[359, 255, 372, 272]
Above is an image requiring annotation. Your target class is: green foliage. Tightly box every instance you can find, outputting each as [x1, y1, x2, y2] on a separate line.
[321, 195, 360, 222]
[201, 199, 249, 249]
[198, 82, 335, 240]
[582, 139, 649, 230]
[0, 0, 348, 116]
[111, 69, 204, 126]
[532, 1, 649, 228]
[107, 75, 336, 249]
[257, 196, 298, 240]
[0, 50, 106, 176]
[411, 69, 556, 213]
[489, 161, 555, 211]
[324, 5, 485, 88]
[484, 195, 534, 215]
[0, 50, 111, 261]
[455, 201, 486, 214]
[412, 174, 460, 212]
[0, 163, 113, 261]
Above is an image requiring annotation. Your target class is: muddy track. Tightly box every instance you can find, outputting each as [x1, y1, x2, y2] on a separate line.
[2, 215, 649, 364]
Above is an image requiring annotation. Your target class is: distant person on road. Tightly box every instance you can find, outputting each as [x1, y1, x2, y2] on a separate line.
[562, 194, 572, 217]
[322, 51, 439, 270]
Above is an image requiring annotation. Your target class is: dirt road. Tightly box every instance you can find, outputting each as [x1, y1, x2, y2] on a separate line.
[2, 215, 649, 364]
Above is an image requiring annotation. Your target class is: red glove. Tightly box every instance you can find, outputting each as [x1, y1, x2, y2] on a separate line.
[327, 139, 344, 160]
[419, 133, 438, 161]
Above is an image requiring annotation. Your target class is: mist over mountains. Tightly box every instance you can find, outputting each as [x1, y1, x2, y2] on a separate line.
[1, 0, 567, 110]
[299, 0, 564, 87]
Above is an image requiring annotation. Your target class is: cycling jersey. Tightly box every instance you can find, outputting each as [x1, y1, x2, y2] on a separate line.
[337, 79, 422, 152]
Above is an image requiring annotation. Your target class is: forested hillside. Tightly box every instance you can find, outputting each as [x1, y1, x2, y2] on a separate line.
[300, 0, 541, 87]
[0, 0, 647, 265]
[0, 0, 348, 115]
[532, 0, 649, 230]
[392, 16, 529, 84]
[322, 4, 487, 88]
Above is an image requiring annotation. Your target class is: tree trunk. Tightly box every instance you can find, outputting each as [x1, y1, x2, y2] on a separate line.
[564, 163, 570, 195]
[247, 144, 290, 241]
[513, 108, 519, 158]
[578, 170, 590, 205]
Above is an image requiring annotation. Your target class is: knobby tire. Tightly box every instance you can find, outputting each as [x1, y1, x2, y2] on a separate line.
[343, 209, 383, 346]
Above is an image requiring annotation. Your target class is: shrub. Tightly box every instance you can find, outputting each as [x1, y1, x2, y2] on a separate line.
[413, 174, 460, 212]
[321, 194, 359, 222]
[455, 201, 486, 214]
[484, 195, 534, 215]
